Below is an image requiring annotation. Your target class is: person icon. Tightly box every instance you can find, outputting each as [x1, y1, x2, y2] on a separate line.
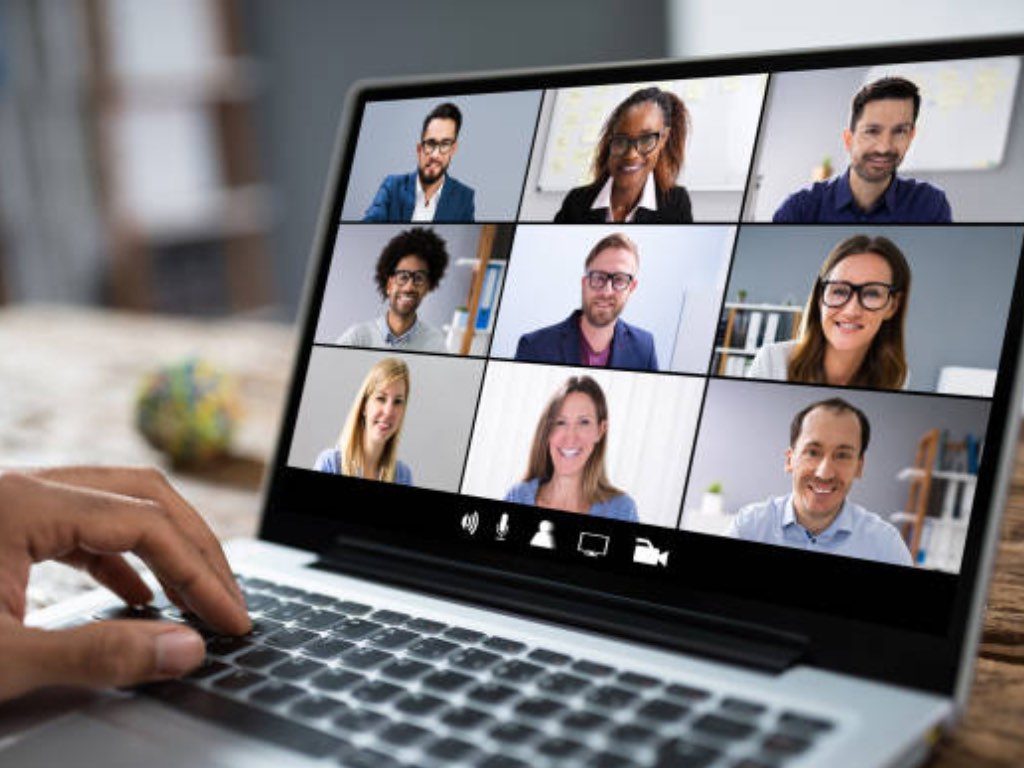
[530, 520, 556, 549]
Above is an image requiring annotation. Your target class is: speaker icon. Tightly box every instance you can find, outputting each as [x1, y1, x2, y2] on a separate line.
[461, 511, 480, 536]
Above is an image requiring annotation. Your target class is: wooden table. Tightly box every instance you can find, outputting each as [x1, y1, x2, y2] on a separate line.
[1, 306, 1021, 766]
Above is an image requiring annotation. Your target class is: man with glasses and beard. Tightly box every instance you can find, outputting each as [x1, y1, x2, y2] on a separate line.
[363, 102, 476, 223]
[514, 233, 658, 371]
[337, 228, 449, 352]
[773, 77, 951, 223]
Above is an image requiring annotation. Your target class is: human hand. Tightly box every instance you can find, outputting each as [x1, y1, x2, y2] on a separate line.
[0, 466, 250, 703]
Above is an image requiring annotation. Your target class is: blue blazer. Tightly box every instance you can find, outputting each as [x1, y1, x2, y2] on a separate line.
[362, 172, 476, 222]
[514, 310, 658, 371]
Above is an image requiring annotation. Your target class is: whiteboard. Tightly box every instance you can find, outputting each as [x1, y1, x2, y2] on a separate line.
[537, 75, 768, 193]
[865, 57, 1020, 172]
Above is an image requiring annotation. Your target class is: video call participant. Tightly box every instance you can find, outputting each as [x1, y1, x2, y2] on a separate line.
[747, 234, 910, 390]
[773, 77, 952, 223]
[505, 375, 637, 522]
[314, 357, 413, 485]
[727, 397, 913, 566]
[362, 102, 476, 223]
[337, 227, 449, 352]
[514, 233, 657, 371]
[554, 87, 693, 223]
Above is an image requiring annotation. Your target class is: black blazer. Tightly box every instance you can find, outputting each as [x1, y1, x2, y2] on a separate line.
[553, 181, 693, 223]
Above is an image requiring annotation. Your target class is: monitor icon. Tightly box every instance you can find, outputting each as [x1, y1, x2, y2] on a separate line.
[577, 532, 610, 558]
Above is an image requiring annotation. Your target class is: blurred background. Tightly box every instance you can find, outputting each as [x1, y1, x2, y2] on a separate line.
[1, 0, 1022, 319]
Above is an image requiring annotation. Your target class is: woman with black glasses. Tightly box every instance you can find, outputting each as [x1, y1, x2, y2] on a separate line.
[747, 234, 911, 390]
[554, 87, 693, 223]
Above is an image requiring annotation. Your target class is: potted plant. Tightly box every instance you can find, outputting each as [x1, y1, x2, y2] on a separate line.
[702, 482, 724, 517]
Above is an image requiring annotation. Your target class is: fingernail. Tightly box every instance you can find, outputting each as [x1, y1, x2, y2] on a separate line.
[155, 629, 205, 675]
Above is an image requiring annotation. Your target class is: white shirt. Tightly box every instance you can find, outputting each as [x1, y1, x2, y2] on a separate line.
[412, 175, 445, 222]
[590, 173, 657, 223]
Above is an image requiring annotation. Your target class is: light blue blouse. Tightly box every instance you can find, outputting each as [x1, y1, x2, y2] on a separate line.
[313, 448, 413, 486]
[504, 478, 638, 522]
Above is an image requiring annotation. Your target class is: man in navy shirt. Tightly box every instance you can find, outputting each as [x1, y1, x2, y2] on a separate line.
[363, 102, 476, 223]
[514, 232, 658, 371]
[773, 77, 951, 223]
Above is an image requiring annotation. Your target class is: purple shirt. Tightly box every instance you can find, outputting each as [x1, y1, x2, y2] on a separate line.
[772, 169, 952, 224]
[580, 325, 611, 367]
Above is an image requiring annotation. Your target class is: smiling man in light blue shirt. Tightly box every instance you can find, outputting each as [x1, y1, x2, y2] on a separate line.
[727, 397, 913, 567]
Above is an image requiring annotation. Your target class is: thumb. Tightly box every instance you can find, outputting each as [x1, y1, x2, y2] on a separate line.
[0, 619, 205, 702]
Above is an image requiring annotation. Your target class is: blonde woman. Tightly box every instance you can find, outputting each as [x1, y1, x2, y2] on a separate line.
[504, 375, 636, 521]
[314, 358, 413, 485]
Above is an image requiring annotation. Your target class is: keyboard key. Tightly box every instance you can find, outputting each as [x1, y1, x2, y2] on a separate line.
[395, 692, 446, 717]
[692, 714, 757, 741]
[528, 648, 571, 666]
[731, 760, 774, 768]
[247, 618, 283, 640]
[292, 609, 344, 631]
[379, 658, 430, 682]
[289, 694, 343, 720]
[571, 660, 614, 677]
[369, 609, 410, 625]
[665, 683, 711, 702]
[514, 697, 566, 719]
[440, 706, 493, 730]
[656, 737, 720, 768]
[206, 635, 250, 656]
[561, 709, 610, 732]
[248, 681, 304, 707]
[491, 659, 544, 683]
[185, 658, 228, 681]
[266, 584, 304, 599]
[586, 685, 638, 709]
[240, 577, 273, 590]
[482, 636, 526, 654]
[350, 679, 402, 705]
[479, 756, 529, 768]
[489, 721, 540, 745]
[422, 669, 474, 693]
[311, 668, 364, 693]
[536, 671, 590, 696]
[617, 671, 659, 690]
[334, 600, 373, 616]
[778, 711, 835, 734]
[538, 736, 586, 759]
[425, 736, 478, 761]
[585, 752, 632, 768]
[443, 627, 485, 643]
[333, 618, 382, 641]
[637, 698, 689, 723]
[379, 721, 430, 747]
[242, 593, 279, 612]
[404, 617, 446, 634]
[366, 627, 419, 650]
[340, 747, 402, 768]
[333, 707, 389, 733]
[448, 647, 501, 672]
[339, 646, 391, 671]
[300, 636, 355, 660]
[269, 657, 324, 681]
[264, 627, 316, 650]
[762, 732, 811, 755]
[406, 636, 457, 661]
[721, 697, 767, 718]
[212, 669, 265, 693]
[141, 680, 349, 759]
[300, 591, 335, 607]
[235, 646, 288, 670]
[263, 601, 309, 622]
[609, 723, 656, 743]
[467, 682, 519, 707]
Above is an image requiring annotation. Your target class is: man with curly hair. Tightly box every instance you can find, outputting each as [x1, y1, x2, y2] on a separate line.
[337, 227, 450, 352]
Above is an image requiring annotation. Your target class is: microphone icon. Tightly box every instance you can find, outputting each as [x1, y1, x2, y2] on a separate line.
[496, 513, 510, 541]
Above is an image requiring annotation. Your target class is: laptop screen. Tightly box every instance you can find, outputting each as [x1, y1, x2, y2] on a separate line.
[265, 37, 1024, 686]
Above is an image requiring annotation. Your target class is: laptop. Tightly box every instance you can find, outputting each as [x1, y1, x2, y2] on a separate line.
[7, 34, 1024, 768]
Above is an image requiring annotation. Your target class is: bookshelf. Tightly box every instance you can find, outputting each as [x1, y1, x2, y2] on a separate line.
[84, 0, 273, 313]
[713, 302, 802, 376]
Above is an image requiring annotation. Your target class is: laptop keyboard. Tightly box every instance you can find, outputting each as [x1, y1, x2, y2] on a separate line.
[96, 575, 836, 767]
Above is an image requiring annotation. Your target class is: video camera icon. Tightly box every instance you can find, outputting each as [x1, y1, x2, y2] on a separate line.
[632, 537, 669, 567]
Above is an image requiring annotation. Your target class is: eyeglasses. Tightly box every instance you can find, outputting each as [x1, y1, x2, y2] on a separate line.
[820, 280, 895, 311]
[420, 139, 455, 156]
[608, 131, 663, 157]
[392, 269, 429, 287]
[586, 270, 635, 292]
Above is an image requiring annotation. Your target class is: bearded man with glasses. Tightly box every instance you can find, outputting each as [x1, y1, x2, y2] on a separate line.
[514, 233, 658, 371]
[363, 102, 476, 223]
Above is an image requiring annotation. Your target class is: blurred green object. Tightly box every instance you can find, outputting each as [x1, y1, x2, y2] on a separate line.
[136, 358, 241, 465]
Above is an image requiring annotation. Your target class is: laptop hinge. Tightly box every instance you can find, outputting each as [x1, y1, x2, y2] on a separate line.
[312, 539, 809, 674]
